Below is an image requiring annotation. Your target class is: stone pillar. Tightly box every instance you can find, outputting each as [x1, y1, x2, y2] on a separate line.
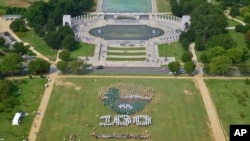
[63, 15, 72, 27]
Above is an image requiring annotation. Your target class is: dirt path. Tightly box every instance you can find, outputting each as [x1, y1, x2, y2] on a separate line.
[27, 72, 58, 141]
[195, 75, 227, 141]
[18, 72, 247, 141]
[189, 43, 226, 141]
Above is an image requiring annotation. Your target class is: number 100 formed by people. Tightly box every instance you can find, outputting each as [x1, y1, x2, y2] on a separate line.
[99, 115, 152, 126]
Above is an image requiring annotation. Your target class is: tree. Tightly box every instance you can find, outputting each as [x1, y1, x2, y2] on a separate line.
[25, 1, 51, 27]
[200, 52, 209, 63]
[191, 3, 227, 44]
[0, 53, 23, 74]
[181, 51, 193, 62]
[239, 62, 250, 73]
[59, 50, 71, 61]
[184, 61, 196, 75]
[243, 13, 250, 23]
[46, 18, 56, 32]
[209, 56, 232, 75]
[245, 30, 250, 45]
[58, 26, 74, 39]
[242, 47, 250, 61]
[10, 19, 27, 32]
[57, 61, 68, 73]
[235, 25, 245, 33]
[168, 61, 180, 73]
[28, 58, 50, 74]
[33, 24, 43, 35]
[69, 58, 85, 73]
[206, 46, 225, 62]
[206, 34, 236, 49]
[0, 80, 12, 101]
[195, 36, 205, 51]
[0, 37, 5, 46]
[62, 34, 78, 51]
[226, 48, 243, 63]
[13, 42, 29, 55]
[45, 31, 61, 49]
[230, 6, 240, 17]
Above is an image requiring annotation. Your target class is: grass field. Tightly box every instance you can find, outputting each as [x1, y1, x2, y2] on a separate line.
[21, 30, 57, 60]
[0, 78, 46, 140]
[158, 41, 184, 62]
[70, 42, 95, 59]
[156, 0, 171, 12]
[37, 78, 211, 141]
[206, 79, 250, 137]
[107, 47, 145, 50]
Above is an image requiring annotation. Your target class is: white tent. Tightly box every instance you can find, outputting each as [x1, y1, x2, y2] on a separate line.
[12, 112, 21, 125]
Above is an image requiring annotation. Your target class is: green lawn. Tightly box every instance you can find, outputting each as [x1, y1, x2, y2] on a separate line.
[227, 19, 241, 27]
[21, 30, 57, 60]
[106, 57, 146, 61]
[70, 42, 95, 59]
[107, 52, 146, 56]
[156, 0, 171, 12]
[206, 79, 250, 138]
[210, 0, 220, 5]
[37, 78, 211, 141]
[229, 30, 247, 48]
[108, 47, 145, 50]
[0, 78, 47, 140]
[158, 41, 184, 62]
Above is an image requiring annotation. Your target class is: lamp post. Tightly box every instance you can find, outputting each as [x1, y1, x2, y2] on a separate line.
[165, 42, 168, 61]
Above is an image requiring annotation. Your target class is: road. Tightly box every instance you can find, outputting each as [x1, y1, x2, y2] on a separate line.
[89, 67, 165, 75]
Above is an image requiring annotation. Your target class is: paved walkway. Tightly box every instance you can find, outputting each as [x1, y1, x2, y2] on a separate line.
[224, 10, 246, 26]
[0, 17, 52, 63]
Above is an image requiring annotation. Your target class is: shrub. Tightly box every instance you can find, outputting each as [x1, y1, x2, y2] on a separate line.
[245, 78, 250, 85]
[239, 112, 245, 118]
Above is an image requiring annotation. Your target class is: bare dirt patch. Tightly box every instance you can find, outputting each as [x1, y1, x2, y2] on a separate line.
[55, 78, 82, 90]
[75, 86, 82, 91]
[184, 90, 193, 95]
[6, 0, 48, 7]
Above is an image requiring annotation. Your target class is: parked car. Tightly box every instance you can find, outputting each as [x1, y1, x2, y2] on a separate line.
[96, 65, 104, 69]
[86, 66, 92, 70]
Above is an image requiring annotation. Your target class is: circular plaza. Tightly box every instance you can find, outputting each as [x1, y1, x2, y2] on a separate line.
[63, 0, 190, 67]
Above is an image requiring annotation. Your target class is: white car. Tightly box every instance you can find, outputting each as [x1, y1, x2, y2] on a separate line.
[86, 66, 92, 70]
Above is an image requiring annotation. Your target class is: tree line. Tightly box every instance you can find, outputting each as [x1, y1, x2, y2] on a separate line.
[170, 0, 250, 75]
[8, 0, 94, 51]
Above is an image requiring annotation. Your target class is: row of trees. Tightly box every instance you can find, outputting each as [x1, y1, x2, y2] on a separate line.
[56, 50, 87, 74]
[25, 0, 94, 27]
[0, 53, 50, 75]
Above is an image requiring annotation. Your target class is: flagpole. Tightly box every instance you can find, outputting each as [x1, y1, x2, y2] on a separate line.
[86, 42, 88, 60]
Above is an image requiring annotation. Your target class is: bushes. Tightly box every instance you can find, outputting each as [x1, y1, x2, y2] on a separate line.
[232, 90, 249, 107]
